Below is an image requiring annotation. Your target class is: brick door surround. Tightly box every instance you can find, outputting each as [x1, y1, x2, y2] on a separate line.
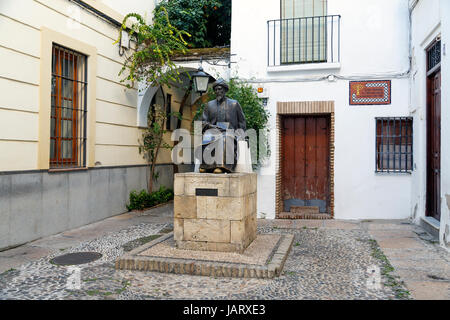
[276, 101, 335, 218]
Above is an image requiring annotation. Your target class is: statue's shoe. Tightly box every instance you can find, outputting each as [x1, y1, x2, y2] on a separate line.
[213, 168, 223, 174]
[199, 168, 206, 173]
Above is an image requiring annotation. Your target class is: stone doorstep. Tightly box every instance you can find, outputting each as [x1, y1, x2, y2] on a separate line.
[290, 206, 320, 214]
[278, 212, 332, 220]
[115, 232, 294, 279]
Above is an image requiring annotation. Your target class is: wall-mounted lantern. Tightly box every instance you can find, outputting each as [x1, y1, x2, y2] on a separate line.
[192, 66, 209, 95]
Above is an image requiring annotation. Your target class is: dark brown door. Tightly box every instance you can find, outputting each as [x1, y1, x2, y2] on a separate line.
[282, 116, 330, 214]
[426, 71, 441, 221]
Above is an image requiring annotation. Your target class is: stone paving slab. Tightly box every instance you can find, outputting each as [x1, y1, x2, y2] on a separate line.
[365, 222, 415, 231]
[396, 268, 449, 283]
[406, 281, 450, 300]
[388, 258, 450, 271]
[30, 235, 89, 250]
[321, 220, 360, 230]
[377, 237, 427, 250]
[382, 248, 443, 260]
[115, 232, 294, 279]
[368, 230, 418, 239]
[366, 220, 450, 300]
[294, 220, 324, 228]
[0, 257, 28, 274]
[0, 245, 51, 259]
[383, 248, 445, 261]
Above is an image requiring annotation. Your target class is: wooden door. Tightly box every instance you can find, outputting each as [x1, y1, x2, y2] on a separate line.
[282, 115, 330, 214]
[426, 71, 441, 221]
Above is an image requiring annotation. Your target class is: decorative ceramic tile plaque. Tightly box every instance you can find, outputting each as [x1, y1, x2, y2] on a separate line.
[349, 80, 391, 105]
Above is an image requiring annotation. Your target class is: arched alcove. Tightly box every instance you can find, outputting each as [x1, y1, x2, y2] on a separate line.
[136, 65, 220, 128]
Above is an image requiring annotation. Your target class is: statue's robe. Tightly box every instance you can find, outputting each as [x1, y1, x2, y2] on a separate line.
[198, 97, 246, 173]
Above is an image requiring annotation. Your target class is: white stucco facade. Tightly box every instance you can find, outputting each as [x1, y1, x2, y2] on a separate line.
[228, 0, 449, 248]
[230, 0, 414, 221]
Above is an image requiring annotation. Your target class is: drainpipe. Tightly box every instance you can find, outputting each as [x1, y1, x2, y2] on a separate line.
[408, 0, 417, 223]
[409, 0, 420, 12]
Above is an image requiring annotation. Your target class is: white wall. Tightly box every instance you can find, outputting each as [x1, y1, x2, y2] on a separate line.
[0, 0, 148, 170]
[409, 0, 441, 224]
[440, 0, 450, 247]
[0, 0, 166, 249]
[232, 0, 410, 80]
[409, 0, 450, 248]
[101, 0, 155, 22]
[231, 0, 412, 219]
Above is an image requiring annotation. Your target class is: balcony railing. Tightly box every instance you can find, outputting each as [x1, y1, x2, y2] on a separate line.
[267, 15, 341, 67]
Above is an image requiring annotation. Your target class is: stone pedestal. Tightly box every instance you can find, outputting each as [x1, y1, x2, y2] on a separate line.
[173, 172, 257, 253]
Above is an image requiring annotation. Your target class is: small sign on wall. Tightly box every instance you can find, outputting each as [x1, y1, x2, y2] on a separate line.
[349, 80, 391, 105]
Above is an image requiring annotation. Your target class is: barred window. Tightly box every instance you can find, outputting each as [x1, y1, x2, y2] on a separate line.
[50, 44, 87, 168]
[376, 117, 413, 173]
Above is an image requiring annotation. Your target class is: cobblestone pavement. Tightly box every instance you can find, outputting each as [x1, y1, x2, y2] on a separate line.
[0, 205, 448, 300]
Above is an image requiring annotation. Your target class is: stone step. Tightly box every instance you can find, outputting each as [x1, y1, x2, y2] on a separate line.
[290, 206, 320, 214]
[279, 212, 332, 220]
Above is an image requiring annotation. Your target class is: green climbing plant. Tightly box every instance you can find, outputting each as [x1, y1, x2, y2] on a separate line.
[139, 106, 175, 192]
[115, 7, 189, 192]
[115, 6, 191, 89]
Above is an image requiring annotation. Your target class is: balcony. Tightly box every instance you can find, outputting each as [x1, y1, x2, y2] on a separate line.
[267, 15, 341, 69]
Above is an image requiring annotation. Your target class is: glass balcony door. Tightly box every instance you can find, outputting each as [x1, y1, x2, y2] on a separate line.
[281, 0, 327, 64]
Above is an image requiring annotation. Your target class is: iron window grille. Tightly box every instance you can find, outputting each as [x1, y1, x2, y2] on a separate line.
[427, 39, 441, 73]
[375, 117, 413, 173]
[50, 44, 87, 169]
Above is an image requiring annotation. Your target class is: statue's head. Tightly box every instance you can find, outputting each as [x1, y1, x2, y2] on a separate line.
[212, 79, 229, 101]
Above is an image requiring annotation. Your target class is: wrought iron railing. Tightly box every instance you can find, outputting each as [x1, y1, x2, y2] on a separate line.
[267, 15, 341, 67]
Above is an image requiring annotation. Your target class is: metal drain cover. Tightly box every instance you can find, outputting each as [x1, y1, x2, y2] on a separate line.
[50, 252, 102, 266]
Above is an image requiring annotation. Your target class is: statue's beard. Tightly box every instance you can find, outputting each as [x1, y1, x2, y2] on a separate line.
[216, 94, 225, 102]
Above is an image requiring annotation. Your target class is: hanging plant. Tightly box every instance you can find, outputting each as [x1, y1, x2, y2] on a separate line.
[115, 6, 191, 89]
[115, 7, 189, 192]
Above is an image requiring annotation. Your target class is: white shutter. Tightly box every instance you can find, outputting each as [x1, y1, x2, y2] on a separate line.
[281, 0, 327, 63]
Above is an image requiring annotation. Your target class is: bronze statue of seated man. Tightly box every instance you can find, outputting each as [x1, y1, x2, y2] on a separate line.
[198, 79, 247, 174]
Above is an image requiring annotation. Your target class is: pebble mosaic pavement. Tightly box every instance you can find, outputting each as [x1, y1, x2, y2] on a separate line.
[0, 218, 407, 300]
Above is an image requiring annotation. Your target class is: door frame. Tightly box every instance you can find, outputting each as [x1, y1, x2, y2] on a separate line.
[426, 68, 441, 221]
[425, 37, 442, 222]
[276, 101, 335, 218]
